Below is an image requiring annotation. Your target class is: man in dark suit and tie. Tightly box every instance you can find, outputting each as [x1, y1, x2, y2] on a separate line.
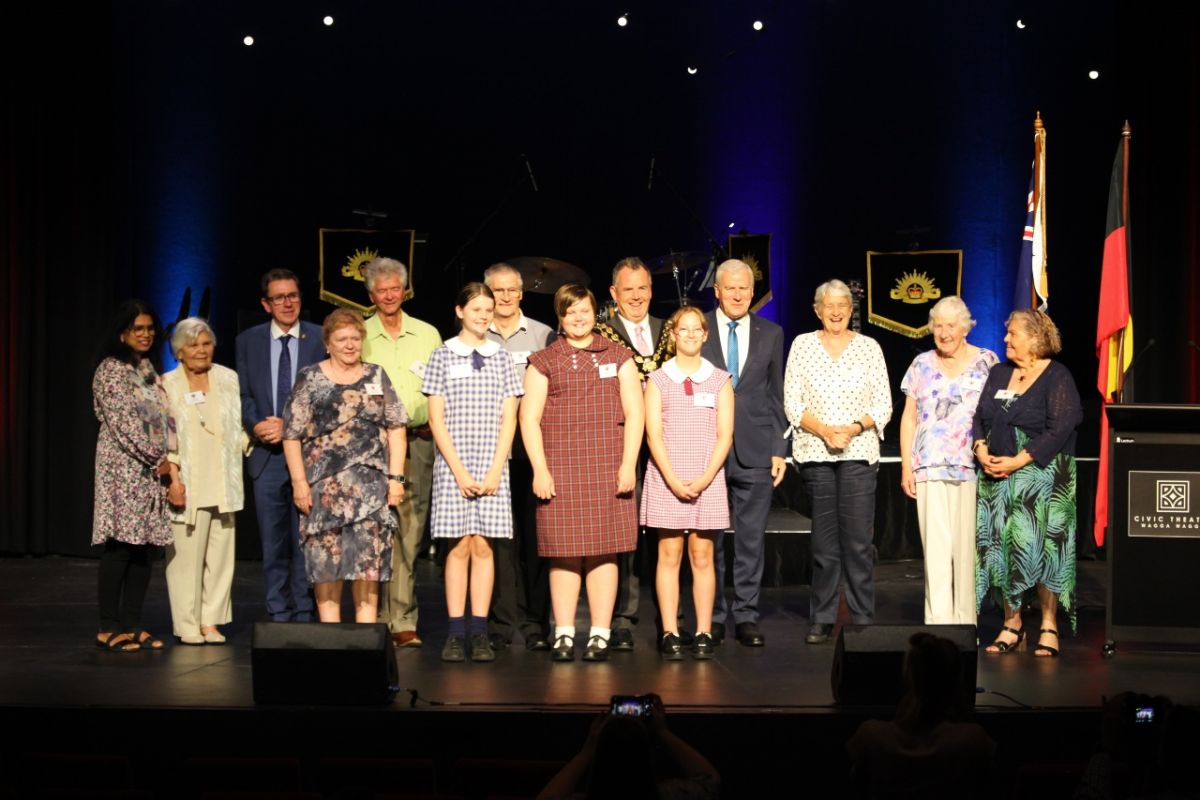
[235, 269, 325, 622]
[701, 259, 788, 646]
[594, 257, 668, 650]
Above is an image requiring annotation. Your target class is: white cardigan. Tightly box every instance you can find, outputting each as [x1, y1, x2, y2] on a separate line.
[164, 363, 248, 524]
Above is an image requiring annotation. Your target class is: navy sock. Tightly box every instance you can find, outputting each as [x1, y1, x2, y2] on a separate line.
[471, 615, 489, 635]
[448, 616, 466, 637]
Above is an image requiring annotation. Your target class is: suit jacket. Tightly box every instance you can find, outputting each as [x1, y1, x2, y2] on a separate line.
[598, 314, 668, 378]
[235, 320, 325, 478]
[701, 311, 788, 468]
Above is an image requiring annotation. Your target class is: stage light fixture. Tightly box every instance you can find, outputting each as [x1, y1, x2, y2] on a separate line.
[1016, 19, 1026, 29]
[323, 15, 334, 26]
[617, 14, 628, 27]
[728, 221, 737, 229]
[243, 35, 255, 46]
[687, 66, 698, 75]
[753, 20, 764, 31]
[1089, 69, 1099, 79]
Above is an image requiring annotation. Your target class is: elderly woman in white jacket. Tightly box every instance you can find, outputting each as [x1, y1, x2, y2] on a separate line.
[164, 317, 248, 645]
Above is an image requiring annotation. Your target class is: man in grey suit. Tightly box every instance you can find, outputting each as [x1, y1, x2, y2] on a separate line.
[701, 259, 788, 646]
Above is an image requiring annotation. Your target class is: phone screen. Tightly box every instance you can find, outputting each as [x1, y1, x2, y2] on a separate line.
[1135, 706, 1155, 724]
[610, 695, 646, 716]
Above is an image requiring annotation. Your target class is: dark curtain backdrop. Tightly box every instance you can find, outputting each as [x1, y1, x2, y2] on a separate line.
[2, 2, 1198, 556]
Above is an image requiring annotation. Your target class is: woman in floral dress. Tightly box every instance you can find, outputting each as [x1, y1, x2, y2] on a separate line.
[283, 308, 408, 623]
[424, 283, 523, 663]
[92, 299, 177, 652]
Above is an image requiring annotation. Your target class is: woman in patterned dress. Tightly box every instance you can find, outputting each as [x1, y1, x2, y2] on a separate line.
[521, 283, 645, 662]
[92, 299, 177, 652]
[784, 279, 892, 645]
[899, 297, 998, 626]
[424, 283, 523, 663]
[282, 308, 408, 624]
[973, 309, 1082, 657]
[642, 306, 733, 660]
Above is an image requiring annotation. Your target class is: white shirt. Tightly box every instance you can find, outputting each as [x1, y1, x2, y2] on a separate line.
[784, 331, 892, 464]
[715, 307, 750, 382]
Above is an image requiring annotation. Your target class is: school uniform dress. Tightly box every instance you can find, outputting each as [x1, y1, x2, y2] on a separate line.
[423, 337, 524, 539]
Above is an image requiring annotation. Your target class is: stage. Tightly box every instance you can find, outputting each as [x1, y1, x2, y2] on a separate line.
[2, 554, 1197, 798]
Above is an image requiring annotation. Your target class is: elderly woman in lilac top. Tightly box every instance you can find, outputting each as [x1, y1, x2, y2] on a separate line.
[900, 297, 998, 626]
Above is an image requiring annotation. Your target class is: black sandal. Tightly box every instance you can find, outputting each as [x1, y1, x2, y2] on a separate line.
[1033, 628, 1060, 657]
[984, 625, 1025, 654]
[95, 632, 141, 652]
[133, 630, 166, 650]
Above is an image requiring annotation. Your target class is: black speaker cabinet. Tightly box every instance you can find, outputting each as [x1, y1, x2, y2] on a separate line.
[831, 624, 977, 706]
[1105, 404, 1200, 651]
[252, 622, 398, 705]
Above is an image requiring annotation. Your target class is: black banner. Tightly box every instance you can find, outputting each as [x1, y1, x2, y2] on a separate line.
[865, 250, 962, 338]
[727, 233, 773, 312]
[319, 228, 416, 313]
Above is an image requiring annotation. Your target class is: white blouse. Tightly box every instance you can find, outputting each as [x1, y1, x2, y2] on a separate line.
[784, 331, 892, 464]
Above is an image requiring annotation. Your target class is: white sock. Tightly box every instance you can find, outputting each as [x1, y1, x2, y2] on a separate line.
[554, 626, 575, 642]
[589, 626, 611, 647]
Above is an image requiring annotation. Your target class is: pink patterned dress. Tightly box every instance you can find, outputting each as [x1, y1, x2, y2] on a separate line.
[640, 358, 731, 531]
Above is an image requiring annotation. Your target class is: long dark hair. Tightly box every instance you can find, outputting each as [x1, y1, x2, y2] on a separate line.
[96, 299, 164, 373]
[893, 633, 970, 732]
[586, 716, 657, 800]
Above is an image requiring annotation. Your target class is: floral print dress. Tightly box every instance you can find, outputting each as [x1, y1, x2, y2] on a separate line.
[92, 357, 175, 547]
[283, 363, 408, 583]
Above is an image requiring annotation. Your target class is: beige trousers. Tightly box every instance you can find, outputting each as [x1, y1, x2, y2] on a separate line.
[379, 436, 434, 633]
[166, 507, 235, 637]
[915, 481, 977, 626]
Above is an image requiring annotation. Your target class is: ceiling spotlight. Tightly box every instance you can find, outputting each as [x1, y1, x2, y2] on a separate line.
[727, 221, 737, 229]
[243, 35, 255, 46]
[753, 20, 764, 31]
[686, 66, 698, 75]
[323, 15, 334, 26]
[617, 13, 628, 27]
[1016, 19, 1026, 29]
[1088, 69, 1100, 80]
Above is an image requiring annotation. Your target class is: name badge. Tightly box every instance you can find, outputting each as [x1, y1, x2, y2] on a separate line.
[409, 360, 427, 379]
[598, 363, 617, 379]
[449, 362, 474, 380]
[694, 392, 717, 408]
[511, 350, 530, 365]
[184, 391, 206, 405]
[995, 389, 1017, 400]
[364, 382, 383, 396]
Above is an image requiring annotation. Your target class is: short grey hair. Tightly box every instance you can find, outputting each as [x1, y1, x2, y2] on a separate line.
[813, 279, 852, 309]
[364, 257, 408, 294]
[611, 257, 649, 286]
[928, 295, 976, 332]
[715, 259, 753, 284]
[483, 262, 522, 289]
[171, 317, 215, 357]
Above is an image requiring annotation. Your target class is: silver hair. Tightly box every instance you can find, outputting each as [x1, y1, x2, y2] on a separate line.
[928, 295, 976, 332]
[171, 316, 216, 357]
[715, 259, 753, 284]
[483, 262, 523, 289]
[813, 279, 852, 309]
[364, 257, 408, 294]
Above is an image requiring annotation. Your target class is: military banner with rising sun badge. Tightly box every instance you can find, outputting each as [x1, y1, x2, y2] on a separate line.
[865, 250, 962, 338]
[727, 232, 772, 311]
[319, 228, 416, 313]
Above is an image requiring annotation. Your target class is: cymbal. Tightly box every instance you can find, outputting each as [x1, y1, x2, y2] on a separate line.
[645, 250, 714, 275]
[505, 256, 590, 294]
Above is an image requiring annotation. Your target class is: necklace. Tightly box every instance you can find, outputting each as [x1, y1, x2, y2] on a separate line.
[1015, 359, 1044, 383]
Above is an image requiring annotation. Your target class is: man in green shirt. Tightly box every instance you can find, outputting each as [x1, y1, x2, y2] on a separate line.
[361, 257, 442, 647]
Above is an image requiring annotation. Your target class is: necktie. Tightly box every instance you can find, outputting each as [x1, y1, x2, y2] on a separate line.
[727, 321, 740, 388]
[276, 334, 292, 417]
[471, 350, 484, 371]
[683, 377, 694, 397]
[635, 325, 651, 356]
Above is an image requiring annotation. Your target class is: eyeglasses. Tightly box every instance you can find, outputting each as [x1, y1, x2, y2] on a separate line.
[126, 325, 155, 335]
[674, 327, 705, 337]
[266, 292, 301, 305]
[491, 288, 522, 296]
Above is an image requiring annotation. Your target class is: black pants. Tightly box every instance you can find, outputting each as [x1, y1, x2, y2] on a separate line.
[488, 457, 551, 642]
[98, 540, 153, 632]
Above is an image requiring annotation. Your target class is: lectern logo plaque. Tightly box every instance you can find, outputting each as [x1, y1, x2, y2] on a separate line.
[1157, 481, 1189, 513]
[1129, 471, 1200, 538]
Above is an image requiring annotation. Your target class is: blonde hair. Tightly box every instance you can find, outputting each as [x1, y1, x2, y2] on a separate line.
[665, 307, 707, 355]
[1006, 308, 1062, 357]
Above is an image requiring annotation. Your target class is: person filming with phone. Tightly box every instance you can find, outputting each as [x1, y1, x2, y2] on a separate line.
[538, 693, 720, 800]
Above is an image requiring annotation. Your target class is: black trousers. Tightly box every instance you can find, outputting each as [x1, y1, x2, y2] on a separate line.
[98, 540, 153, 632]
[488, 457, 550, 642]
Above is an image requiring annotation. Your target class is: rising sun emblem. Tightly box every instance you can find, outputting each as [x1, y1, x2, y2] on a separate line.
[889, 270, 942, 305]
[342, 247, 379, 281]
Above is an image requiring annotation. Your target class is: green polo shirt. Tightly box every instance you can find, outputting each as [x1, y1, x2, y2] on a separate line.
[362, 310, 442, 427]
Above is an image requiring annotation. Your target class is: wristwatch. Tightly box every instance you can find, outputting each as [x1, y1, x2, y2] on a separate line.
[388, 474, 407, 484]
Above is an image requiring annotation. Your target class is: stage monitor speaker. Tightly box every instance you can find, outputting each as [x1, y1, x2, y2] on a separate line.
[831, 624, 976, 707]
[252, 622, 397, 706]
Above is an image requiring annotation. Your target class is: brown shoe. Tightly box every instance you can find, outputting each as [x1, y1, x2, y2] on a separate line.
[392, 630, 423, 647]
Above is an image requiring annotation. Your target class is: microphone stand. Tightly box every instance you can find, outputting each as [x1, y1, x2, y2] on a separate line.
[442, 157, 539, 288]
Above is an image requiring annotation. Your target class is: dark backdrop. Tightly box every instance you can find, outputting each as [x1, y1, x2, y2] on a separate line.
[3, 1, 1198, 555]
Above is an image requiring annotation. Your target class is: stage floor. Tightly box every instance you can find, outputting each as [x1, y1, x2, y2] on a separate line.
[2, 555, 1196, 714]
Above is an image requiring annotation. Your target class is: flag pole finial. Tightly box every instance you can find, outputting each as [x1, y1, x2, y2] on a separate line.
[1122, 120, 1132, 138]
[1034, 111, 1044, 130]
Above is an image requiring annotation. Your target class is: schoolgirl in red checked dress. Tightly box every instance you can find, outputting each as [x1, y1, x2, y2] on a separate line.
[521, 284, 645, 663]
[641, 307, 734, 660]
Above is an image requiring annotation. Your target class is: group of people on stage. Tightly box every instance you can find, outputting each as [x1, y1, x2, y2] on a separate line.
[90, 255, 1082, 663]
